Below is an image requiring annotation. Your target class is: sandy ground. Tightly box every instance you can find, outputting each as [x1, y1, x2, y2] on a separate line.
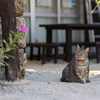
[0, 59, 100, 100]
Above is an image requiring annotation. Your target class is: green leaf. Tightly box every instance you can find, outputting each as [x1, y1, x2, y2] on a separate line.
[10, 31, 14, 34]
[6, 47, 17, 52]
[0, 70, 4, 75]
[1, 60, 9, 66]
[9, 37, 12, 44]
[15, 40, 18, 42]
[6, 48, 16, 52]
[10, 48, 16, 50]
[0, 49, 2, 51]
[0, 46, 5, 51]
[10, 46, 18, 49]
[14, 32, 17, 34]
[0, 62, 5, 66]
[1, 50, 3, 55]
[1, 55, 9, 59]
[7, 55, 15, 59]
[12, 44, 17, 47]
[3, 54, 15, 59]
[2, 54, 9, 57]
[3, 39, 7, 44]
[14, 33, 18, 37]
[20, 34, 24, 36]
[19, 37, 23, 40]
[6, 48, 11, 52]
[3, 39, 8, 48]
[6, 48, 12, 52]
[9, 32, 12, 38]
[5, 62, 9, 66]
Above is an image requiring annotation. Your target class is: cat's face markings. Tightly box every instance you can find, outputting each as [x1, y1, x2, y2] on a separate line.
[76, 51, 86, 61]
[75, 45, 89, 61]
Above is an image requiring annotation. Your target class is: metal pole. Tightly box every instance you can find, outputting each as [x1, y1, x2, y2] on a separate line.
[80, 0, 84, 42]
[30, 0, 36, 43]
[57, 0, 61, 42]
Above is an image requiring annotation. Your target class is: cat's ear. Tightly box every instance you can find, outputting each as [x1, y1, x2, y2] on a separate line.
[77, 44, 81, 50]
[85, 47, 89, 53]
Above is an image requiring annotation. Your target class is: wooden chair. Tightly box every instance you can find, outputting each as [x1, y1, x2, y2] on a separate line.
[26, 43, 59, 64]
[60, 41, 100, 63]
[96, 42, 100, 63]
[42, 43, 59, 64]
[59, 42, 89, 58]
[26, 43, 45, 60]
[85, 42, 100, 63]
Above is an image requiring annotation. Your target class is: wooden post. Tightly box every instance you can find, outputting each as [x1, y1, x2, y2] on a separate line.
[0, 0, 21, 81]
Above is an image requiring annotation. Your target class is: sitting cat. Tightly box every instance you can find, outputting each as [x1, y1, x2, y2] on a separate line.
[60, 44, 90, 83]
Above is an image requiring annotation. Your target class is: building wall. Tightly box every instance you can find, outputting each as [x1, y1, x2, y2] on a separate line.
[60, 0, 81, 43]
[23, 0, 82, 44]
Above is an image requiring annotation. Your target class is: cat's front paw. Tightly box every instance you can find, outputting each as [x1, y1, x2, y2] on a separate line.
[79, 80, 84, 84]
[86, 80, 90, 83]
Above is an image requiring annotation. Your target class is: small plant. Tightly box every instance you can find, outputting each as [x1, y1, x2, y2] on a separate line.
[0, 26, 28, 70]
[91, 0, 100, 13]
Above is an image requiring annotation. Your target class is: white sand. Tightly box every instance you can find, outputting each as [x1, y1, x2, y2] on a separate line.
[0, 59, 100, 100]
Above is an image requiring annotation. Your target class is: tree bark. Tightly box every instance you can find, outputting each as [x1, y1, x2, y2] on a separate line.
[0, 0, 21, 81]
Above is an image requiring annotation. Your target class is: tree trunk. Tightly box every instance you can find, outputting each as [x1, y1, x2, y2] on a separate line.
[0, 0, 21, 81]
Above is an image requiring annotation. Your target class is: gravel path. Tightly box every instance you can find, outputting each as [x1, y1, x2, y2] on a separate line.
[0, 59, 100, 100]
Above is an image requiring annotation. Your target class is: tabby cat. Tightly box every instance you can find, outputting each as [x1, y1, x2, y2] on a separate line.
[60, 44, 90, 83]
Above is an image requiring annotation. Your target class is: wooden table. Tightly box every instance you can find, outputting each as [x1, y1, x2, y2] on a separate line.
[40, 24, 100, 62]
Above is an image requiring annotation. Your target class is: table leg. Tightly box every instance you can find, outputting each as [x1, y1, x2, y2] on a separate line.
[85, 29, 89, 42]
[96, 44, 100, 63]
[30, 46, 33, 60]
[65, 28, 72, 62]
[84, 29, 89, 47]
[46, 29, 52, 56]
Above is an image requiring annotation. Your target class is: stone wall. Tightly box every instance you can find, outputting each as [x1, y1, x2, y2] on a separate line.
[16, 17, 27, 80]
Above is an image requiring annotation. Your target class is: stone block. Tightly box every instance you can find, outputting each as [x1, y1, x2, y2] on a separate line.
[16, 17, 26, 48]
[18, 33, 26, 49]
[19, 49, 27, 80]
[15, 0, 24, 17]
[0, 0, 24, 17]
[16, 17, 26, 27]
[19, 49, 27, 66]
